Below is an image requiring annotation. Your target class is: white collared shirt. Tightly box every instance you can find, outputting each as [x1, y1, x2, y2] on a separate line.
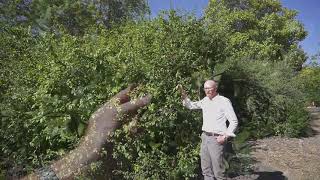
[183, 95, 238, 137]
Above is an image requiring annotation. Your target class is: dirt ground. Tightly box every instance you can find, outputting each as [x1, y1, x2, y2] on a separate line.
[229, 107, 320, 180]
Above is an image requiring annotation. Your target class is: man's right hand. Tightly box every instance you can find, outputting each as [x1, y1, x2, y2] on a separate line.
[177, 84, 187, 100]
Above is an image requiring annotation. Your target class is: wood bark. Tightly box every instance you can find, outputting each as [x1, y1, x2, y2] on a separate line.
[22, 86, 151, 179]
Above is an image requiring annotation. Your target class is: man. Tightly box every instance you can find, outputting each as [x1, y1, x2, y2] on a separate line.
[179, 80, 238, 180]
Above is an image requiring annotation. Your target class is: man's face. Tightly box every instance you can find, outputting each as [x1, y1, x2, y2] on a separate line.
[204, 85, 217, 99]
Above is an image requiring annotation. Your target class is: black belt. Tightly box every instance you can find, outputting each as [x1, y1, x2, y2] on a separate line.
[203, 131, 221, 136]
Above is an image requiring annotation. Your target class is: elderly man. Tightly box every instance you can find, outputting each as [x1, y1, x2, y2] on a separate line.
[179, 80, 238, 180]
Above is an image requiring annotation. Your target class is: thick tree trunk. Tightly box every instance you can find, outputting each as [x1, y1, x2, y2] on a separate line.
[22, 86, 151, 180]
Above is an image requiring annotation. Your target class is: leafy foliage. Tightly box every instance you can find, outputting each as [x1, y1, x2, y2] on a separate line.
[0, 0, 149, 35]
[296, 65, 320, 105]
[0, 0, 313, 179]
[204, 0, 307, 69]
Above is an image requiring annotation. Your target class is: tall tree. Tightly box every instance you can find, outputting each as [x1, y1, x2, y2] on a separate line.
[202, 0, 309, 139]
[204, 0, 307, 70]
[0, 0, 149, 35]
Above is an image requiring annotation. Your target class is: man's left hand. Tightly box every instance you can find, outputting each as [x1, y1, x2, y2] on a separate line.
[216, 135, 227, 144]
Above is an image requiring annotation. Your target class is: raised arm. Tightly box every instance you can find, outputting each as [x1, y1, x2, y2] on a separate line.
[177, 84, 202, 110]
[182, 98, 202, 110]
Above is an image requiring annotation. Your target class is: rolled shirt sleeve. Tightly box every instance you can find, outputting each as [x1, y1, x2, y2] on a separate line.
[182, 95, 238, 137]
[182, 98, 202, 110]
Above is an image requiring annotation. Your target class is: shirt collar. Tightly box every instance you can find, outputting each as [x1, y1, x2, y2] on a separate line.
[205, 94, 220, 101]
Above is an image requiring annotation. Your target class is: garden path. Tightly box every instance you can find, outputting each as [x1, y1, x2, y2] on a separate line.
[230, 107, 320, 180]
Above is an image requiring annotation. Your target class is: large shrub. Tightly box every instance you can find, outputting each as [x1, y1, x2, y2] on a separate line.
[296, 65, 320, 105]
[0, 5, 310, 179]
[1, 12, 216, 178]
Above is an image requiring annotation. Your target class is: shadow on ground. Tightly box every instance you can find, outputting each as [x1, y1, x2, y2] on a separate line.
[254, 171, 286, 180]
[227, 171, 287, 180]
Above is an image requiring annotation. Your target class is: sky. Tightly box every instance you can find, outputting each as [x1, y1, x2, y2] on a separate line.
[148, 0, 320, 63]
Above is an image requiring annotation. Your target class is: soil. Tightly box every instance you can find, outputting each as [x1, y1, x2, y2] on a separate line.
[229, 107, 320, 180]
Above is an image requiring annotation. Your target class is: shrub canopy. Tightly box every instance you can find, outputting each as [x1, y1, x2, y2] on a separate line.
[0, 0, 316, 178]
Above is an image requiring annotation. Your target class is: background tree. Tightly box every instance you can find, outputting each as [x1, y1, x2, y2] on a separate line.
[204, 0, 307, 69]
[296, 56, 320, 106]
[0, 0, 149, 35]
[203, 0, 309, 139]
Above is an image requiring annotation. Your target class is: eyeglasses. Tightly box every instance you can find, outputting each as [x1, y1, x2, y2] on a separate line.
[204, 87, 215, 90]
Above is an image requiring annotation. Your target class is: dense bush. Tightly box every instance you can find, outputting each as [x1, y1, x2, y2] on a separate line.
[296, 65, 320, 106]
[0, 0, 314, 178]
[216, 60, 309, 138]
[1, 13, 213, 178]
